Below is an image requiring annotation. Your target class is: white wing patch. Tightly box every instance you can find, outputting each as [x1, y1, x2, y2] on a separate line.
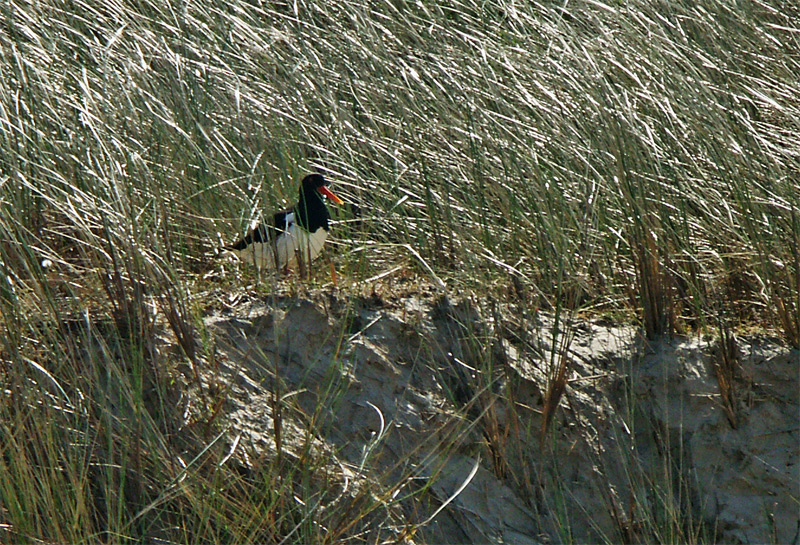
[233, 212, 328, 271]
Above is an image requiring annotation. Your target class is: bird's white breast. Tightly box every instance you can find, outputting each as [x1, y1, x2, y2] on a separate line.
[234, 213, 328, 271]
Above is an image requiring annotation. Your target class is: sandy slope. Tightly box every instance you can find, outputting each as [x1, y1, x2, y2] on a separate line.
[195, 285, 798, 543]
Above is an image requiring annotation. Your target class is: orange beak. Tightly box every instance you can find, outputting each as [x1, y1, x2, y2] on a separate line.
[317, 185, 344, 205]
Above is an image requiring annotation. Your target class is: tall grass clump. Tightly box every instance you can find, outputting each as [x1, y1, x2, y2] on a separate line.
[1, 0, 798, 541]
[4, 0, 795, 333]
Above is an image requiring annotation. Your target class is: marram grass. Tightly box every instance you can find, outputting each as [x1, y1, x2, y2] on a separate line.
[0, 0, 797, 542]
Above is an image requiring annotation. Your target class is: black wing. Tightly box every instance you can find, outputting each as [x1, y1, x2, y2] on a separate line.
[226, 208, 293, 251]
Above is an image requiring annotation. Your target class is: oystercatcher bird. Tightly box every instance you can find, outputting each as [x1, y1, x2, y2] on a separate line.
[226, 174, 344, 273]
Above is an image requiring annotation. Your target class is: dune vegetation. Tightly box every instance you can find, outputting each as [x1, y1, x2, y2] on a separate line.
[0, 0, 797, 542]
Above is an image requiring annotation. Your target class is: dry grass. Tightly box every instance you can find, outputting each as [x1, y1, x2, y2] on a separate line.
[711, 321, 741, 429]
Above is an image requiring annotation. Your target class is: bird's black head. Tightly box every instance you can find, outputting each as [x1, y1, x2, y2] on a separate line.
[296, 173, 343, 232]
[301, 173, 328, 194]
[299, 173, 344, 207]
